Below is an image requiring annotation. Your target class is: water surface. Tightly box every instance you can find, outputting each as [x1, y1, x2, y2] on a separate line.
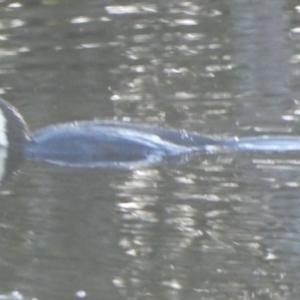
[0, 0, 300, 299]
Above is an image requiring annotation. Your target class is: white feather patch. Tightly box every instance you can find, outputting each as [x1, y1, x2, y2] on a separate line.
[0, 147, 7, 183]
[0, 108, 8, 148]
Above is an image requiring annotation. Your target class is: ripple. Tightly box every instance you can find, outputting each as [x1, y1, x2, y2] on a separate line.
[174, 92, 198, 100]
[289, 54, 300, 64]
[0, 19, 25, 29]
[76, 43, 102, 49]
[206, 64, 235, 72]
[162, 280, 182, 290]
[70, 16, 92, 24]
[174, 19, 198, 26]
[75, 290, 86, 298]
[105, 4, 157, 15]
[7, 3, 22, 8]
[290, 27, 300, 33]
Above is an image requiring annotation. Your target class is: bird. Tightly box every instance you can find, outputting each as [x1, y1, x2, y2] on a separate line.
[0, 98, 220, 172]
[1, 98, 300, 184]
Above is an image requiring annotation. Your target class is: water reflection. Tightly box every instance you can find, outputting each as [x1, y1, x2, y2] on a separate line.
[107, 156, 290, 299]
[105, 1, 235, 130]
[112, 168, 203, 298]
[106, 4, 157, 15]
[232, 0, 292, 130]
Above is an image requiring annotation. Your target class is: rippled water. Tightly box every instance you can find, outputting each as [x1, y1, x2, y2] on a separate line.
[0, 0, 300, 299]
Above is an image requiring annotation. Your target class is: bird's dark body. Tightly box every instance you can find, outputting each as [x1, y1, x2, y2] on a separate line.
[24, 121, 223, 168]
[0, 97, 300, 184]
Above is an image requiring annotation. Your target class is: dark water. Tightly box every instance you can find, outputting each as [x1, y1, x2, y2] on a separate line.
[0, 0, 300, 299]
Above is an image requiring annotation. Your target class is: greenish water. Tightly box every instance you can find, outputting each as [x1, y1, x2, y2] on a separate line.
[0, 0, 299, 299]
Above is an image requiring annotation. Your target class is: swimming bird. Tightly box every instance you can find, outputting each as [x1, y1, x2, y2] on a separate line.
[0, 98, 221, 172]
[1, 98, 300, 183]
